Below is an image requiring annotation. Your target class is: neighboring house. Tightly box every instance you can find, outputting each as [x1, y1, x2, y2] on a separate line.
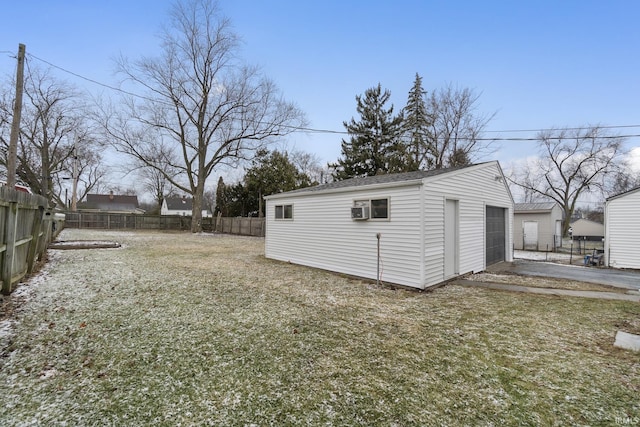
[0, 180, 33, 194]
[264, 161, 514, 290]
[162, 196, 192, 216]
[513, 202, 563, 251]
[78, 192, 144, 214]
[605, 186, 640, 269]
[161, 196, 212, 217]
[569, 218, 604, 241]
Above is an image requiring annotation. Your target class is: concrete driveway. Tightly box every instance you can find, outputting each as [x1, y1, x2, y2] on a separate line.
[488, 260, 640, 291]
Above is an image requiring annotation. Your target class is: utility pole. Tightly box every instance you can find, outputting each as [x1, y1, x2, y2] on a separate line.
[41, 143, 49, 200]
[7, 43, 25, 189]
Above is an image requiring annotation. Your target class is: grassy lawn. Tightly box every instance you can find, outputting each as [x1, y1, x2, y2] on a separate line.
[1, 229, 639, 426]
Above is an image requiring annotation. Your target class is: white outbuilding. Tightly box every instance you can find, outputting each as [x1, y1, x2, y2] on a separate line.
[513, 202, 564, 251]
[569, 218, 604, 241]
[605, 186, 640, 269]
[264, 161, 514, 290]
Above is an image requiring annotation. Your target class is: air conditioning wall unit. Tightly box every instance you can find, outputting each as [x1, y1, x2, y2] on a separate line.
[351, 206, 369, 220]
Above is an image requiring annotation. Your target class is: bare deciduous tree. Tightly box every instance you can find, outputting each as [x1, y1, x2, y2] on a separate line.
[203, 188, 216, 216]
[603, 154, 640, 197]
[426, 85, 496, 169]
[132, 155, 181, 211]
[97, 0, 306, 232]
[509, 126, 625, 237]
[289, 149, 324, 184]
[55, 142, 107, 207]
[0, 66, 102, 207]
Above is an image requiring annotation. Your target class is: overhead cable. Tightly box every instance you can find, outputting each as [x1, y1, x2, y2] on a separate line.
[23, 51, 640, 142]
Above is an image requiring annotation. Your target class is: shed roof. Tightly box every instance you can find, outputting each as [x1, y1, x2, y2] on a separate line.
[607, 185, 640, 202]
[514, 202, 557, 213]
[266, 163, 486, 199]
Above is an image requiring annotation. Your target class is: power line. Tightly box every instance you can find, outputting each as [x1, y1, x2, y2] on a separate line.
[20, 51, 640, 142]
[26, 52, 168, 106]
[485, 124, 640, 133]
[296, 126, 347, 135]
[473, 134, 640, 142]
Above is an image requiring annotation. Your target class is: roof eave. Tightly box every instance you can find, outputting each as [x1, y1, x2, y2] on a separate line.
[606, 185, 640, 202]
[265, 161, 505, 200]
[264, 178, 425, 200]
[515, 209, 552, 214]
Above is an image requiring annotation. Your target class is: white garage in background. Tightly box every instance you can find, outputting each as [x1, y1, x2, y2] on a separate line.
[513, 202, 564, 251]
[605, 186, 640, 269]
[264, 161, 514, 290]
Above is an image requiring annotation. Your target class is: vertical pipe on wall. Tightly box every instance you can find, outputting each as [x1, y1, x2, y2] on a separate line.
[376, 233, 381, 286]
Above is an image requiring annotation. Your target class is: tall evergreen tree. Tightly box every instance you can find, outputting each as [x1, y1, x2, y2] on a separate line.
[448, 147, 471, 167]
[244, 149, 311, 216]
[403, 73, 432, 170]
[214, 176, 228, 216]
[226, 183, 251, 217]
[331, 84, 407, 180]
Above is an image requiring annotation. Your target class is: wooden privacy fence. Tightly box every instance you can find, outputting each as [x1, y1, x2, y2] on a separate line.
[214, 216, 265, 237]
[64, 212, 265, 237]
[0, 187, 63, 294]
[64, 212, 197, 231]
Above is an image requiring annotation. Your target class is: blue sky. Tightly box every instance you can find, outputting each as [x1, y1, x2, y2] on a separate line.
[2, 0, 639, 185]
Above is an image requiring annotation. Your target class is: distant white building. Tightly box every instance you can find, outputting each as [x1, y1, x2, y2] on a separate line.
[513, 202, 563, 251]
[161, 196, 211, 217]
[605, 186, 640, 269]
[570, 218, 604, 241]
[265, 162, 514, 290]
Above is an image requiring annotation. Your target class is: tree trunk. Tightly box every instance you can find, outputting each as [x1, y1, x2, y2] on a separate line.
[191, 186, 204, 233]
[191, 163, 207, 232]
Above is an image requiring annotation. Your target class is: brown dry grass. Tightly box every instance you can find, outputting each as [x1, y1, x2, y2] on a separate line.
[0, 229, 638, 426]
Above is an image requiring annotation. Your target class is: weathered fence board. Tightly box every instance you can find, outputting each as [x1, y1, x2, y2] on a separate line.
[214, 216, 265, 237]
[64, 212, 265, 237]
[0, 187, 62, 294]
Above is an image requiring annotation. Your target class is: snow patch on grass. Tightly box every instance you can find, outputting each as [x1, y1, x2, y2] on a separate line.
[0, 319, 14, 342]
[0, 229, 637, 425]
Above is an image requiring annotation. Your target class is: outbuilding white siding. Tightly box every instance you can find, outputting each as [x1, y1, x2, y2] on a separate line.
[420, 163, 513, 285]
[605, 187, 640, 269]
[570, 218, 604, 240]
[513, 203, 563, 251]
[161, 202, 192, 216]
[265, 162, 513, 289]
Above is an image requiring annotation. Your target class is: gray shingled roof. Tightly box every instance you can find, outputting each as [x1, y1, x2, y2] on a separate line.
[271, 164, 476, 197]
[165, 196, 193, 210]
[82, 193, 139, 212]
[607, 185, 640, 201]
[514, 202, 556, 212]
